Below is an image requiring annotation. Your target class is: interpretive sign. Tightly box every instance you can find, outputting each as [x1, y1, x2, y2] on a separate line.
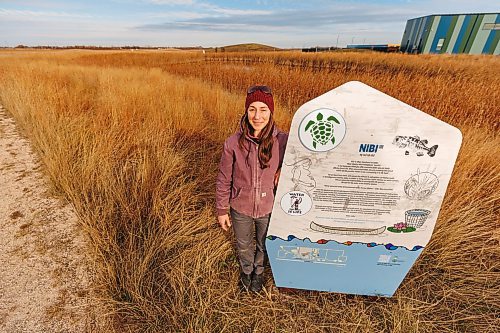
[266, 81, 462, 297]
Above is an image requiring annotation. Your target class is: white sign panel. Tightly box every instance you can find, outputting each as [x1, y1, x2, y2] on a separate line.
[266, 81, 462, 297]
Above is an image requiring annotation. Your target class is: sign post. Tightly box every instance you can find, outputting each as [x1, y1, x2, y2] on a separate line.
[266, 81, 462, 297]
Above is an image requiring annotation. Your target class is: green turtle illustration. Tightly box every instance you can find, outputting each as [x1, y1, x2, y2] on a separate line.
[304, 112, 340, 148]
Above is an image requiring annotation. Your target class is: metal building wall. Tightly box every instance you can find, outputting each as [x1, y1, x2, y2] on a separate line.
[401, 13, 499, 55]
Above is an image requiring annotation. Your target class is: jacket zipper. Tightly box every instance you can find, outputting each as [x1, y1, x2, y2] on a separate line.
[253, 143, 258, 217]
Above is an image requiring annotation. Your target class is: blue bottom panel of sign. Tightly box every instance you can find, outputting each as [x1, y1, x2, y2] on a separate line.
[266, 236, 423, 297]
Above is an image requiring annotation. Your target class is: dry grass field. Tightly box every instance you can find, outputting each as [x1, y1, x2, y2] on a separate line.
[0, 49, 498, 332]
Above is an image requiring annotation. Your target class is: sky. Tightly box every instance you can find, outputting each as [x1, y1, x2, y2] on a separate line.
[0, 0, 498, 48]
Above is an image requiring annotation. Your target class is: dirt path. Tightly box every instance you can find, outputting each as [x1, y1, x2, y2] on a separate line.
[0, 105, 104, 332]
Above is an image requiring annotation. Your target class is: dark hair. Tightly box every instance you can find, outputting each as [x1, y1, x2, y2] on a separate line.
[238, 112, 275, 169]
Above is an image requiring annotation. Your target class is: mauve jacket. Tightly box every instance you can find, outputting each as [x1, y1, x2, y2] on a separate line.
[216, 121, 288, 218]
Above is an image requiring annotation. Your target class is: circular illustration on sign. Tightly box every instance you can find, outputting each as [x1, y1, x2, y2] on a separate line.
[298, 108, 346, 152]
[280, 191, 312, 216]
[404, 171, 439, 200]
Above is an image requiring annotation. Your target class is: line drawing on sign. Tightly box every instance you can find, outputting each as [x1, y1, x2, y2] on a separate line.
[304, 111, 340, 149]
[286, 158, 316, 193]
[280, 191, 313, 216]
[387, 209, 431, 232]
[290, 195, 302, 210]
[298, 108, 347, 152]
[404, 209, 430, 228]
[277, 246, 347, 265]
[392, 135, 438, 157]
[310, 221, 386, 235]
[404, 169, 439, 200]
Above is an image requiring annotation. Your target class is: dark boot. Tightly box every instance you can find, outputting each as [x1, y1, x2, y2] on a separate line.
[250, 273, 264, 292]
[240, 272, 252, 291]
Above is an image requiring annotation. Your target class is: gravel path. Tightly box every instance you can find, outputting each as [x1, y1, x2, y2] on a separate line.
[0, 105, 104, 332]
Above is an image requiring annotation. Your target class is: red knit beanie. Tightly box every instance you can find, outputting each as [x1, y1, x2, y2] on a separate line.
[245, 89, 274, 113]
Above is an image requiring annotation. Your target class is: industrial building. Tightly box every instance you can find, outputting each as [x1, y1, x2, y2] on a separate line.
[400, 13, 500, 55]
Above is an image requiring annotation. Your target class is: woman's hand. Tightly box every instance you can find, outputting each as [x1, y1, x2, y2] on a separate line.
[217, 214, 232, 231]
[274, 168, 281, 187]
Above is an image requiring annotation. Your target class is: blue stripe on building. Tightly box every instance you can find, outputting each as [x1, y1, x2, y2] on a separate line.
[430, 16, 453, 53]
[452, 15, 472, 53]
[482, 14, 499, 54]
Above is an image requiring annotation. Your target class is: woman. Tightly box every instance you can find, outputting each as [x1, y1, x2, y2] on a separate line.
[216, 85, 288, 292]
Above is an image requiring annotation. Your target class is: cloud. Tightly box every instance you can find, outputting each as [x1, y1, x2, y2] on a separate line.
[144, 0, 196, 5]
[135, 4, 418, 33]
[144, 10, 208, 20]
[206, 7, 272, 16]
[134, 0, 500, 34]
[0, 8, 93, 20]
[197, 3, 272, 16]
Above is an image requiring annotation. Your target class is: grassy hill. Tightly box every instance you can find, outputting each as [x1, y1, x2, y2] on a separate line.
[217, 43, 280, 52]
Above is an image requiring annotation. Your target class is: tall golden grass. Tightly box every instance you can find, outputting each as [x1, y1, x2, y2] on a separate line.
[0, 49, 498, 332]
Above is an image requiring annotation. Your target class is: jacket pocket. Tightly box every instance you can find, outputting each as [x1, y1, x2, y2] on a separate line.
[231, 187, 241, 200]
[259, 187, 276, 215]
[230, 187, 251, 213]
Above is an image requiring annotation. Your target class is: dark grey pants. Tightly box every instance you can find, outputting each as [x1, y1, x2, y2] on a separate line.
[230, 207, 271, 275]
